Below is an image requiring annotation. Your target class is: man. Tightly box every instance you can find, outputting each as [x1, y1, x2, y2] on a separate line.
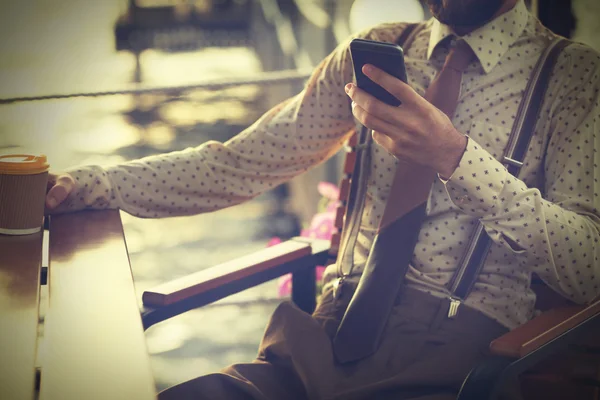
[46, 0, 600, 398]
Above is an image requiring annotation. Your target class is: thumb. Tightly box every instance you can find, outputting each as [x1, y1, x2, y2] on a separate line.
[46, 186, 68, 209]
[372, 130, 395, 153]
[46, 175, 74, 209]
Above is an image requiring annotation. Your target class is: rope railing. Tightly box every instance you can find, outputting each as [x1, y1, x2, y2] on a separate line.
[0, 68, 313, 105]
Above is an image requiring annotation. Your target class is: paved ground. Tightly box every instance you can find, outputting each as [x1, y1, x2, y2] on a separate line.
[0, 0, 304, 392]
[124, 203, 290, 391]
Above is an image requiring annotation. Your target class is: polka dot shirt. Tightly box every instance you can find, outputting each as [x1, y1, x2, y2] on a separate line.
[59, 0, 599, 330]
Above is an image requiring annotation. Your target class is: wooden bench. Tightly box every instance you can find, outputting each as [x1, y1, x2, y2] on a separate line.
[3, 207, 598, 399]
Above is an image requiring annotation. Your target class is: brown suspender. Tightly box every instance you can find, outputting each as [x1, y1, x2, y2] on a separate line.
[446, 37, 571, 316]
[335, 26, 570, 312]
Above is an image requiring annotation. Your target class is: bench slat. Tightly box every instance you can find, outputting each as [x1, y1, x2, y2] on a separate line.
[490, 300, 600, 358]
[143, 239, 312, 307]
[40, 210, 156, 400]
[0, 231, 43, 400]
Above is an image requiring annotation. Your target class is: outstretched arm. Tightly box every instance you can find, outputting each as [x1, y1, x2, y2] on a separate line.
[47, 34, 363, 218]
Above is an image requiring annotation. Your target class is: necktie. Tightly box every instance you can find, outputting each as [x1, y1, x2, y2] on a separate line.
[333, 38, 476, 363]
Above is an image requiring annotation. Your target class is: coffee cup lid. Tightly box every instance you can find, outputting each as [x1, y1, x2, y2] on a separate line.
[0, 154, 50, 175]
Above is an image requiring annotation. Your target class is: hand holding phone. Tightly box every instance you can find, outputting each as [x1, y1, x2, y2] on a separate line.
[349, 38, 408, 107]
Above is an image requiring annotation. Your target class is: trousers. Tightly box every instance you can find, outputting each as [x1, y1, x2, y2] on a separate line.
[158, 283, 508, 400]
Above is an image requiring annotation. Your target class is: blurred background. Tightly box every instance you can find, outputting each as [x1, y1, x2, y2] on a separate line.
[0, 0, 598, 392]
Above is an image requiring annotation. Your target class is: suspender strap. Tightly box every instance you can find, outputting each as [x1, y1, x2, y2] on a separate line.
[447, 38, 571, 307]
[504, 38, 571, 176]
[337, 22, 422, 273]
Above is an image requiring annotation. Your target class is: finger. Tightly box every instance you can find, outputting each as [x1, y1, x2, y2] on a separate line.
[351, 101, 403, 139]
[372, 130, 395, 151]
[372, 131, 415, 162]
[362, 64, 423, 106]
[348, 84, 423, 133]
[46, 175, 74, 209]
[372, 130, 406, 160]
[351, 100, 422, 148]
[348, 85, 403, 125]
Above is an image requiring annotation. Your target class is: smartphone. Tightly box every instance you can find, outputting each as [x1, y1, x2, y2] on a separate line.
[349, 38, 408, 107]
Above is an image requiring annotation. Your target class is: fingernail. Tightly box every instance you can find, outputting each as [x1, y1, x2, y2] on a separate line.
[345, 83, 352, 93]
[363, 64, 372, 74]
[47, 197, 57, 209]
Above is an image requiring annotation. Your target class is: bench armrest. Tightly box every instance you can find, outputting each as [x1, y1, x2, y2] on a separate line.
[490, 299, 600, 358]
[143, 238, 328, 306]
[141, 237, 330, 329]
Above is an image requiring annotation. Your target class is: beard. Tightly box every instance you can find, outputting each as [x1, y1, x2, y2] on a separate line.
[424, 0, 506, 27]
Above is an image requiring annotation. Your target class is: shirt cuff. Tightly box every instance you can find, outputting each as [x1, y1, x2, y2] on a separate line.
[50, 165, 116, 213]
[440, 137, 508, 218]
[437, 133, 469, 183]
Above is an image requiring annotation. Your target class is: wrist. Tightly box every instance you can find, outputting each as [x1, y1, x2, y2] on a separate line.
[437, 131, 468, 180]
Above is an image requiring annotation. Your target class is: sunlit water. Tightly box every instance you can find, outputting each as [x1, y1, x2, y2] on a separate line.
[0, 0, 297, 391]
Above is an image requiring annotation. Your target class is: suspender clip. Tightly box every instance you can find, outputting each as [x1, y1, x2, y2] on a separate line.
[448, 297, 462, 318]
[502, 156, 524, 169]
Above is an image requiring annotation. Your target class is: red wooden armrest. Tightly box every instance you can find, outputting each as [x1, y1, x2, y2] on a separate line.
[490, 299, 600, 358]
[142, 238, 328, 307]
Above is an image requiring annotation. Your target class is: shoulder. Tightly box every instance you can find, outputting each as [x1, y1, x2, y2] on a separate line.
[354, 22, 409, 42]
[558, 41, 600, 73]
[531, 18, 600, 84]
[552, 40, 600, 94]
[541, 40, 600, 127]
[332, 21, 426, 64]
[351, 20, 428, 44]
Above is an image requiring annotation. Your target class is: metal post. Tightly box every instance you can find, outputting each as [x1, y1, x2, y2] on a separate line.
[292, 266, 317, 314]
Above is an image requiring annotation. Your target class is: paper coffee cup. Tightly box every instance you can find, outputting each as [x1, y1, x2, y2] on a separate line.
[0, 154, 50, 235]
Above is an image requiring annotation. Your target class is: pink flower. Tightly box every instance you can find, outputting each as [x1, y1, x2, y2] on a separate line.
[275, 182, 340, 297]
[267, 237, 282, 247]
[276, 266, 326, 297]
[277, 274, 292, 297]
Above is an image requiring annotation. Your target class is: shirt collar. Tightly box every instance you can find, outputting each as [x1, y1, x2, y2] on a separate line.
[427, 0, 529, 74]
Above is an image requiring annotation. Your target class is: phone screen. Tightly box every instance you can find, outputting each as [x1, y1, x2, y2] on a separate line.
[350, 39, 407, 107]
